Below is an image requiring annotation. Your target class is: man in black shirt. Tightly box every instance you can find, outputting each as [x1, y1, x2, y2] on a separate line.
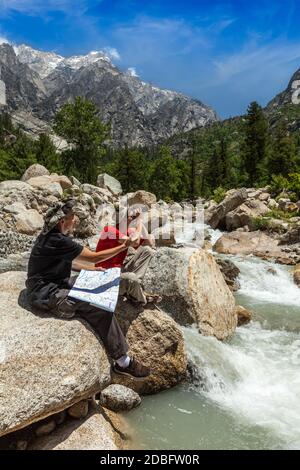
[26, 199, 150, 379]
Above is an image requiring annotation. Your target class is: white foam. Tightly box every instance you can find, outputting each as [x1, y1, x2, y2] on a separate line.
[184, 324, 300, 448]
[234, 256, 300, 307]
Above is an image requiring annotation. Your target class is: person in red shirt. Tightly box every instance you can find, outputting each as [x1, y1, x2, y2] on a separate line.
[96, 207, 160, 305]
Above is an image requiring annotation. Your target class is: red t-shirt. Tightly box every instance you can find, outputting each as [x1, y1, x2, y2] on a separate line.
[96, 226, 128, 269]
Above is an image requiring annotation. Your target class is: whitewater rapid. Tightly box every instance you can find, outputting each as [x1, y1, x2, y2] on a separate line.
[127, 225, 300, 449]
[184, 251, 300, 449]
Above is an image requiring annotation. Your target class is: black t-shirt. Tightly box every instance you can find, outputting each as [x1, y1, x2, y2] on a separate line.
[26, 228, 83, 295]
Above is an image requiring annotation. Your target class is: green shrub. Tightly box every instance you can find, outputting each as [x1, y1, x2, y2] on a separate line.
[251, 216, 271, 231]
[212, 186, 227, 204]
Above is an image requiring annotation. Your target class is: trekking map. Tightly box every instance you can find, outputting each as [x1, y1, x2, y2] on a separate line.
[69, 268, 121, 312]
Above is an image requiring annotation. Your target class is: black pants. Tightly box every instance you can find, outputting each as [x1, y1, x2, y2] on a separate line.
[29, 279, 129, 361]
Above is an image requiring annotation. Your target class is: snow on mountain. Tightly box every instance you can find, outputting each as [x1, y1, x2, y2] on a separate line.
[14, 45, 112, 79]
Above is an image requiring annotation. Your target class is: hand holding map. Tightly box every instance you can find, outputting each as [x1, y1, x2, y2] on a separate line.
[69, 268, 121, 313]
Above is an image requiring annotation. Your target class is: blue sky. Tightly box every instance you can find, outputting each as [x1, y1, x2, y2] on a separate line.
[0, 0, 300, 118]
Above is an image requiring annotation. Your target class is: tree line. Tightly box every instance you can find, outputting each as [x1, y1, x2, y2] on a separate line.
[0, 97, 299, 201]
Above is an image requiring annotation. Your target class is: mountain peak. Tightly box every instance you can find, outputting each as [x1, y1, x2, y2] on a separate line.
[14, 44, 112, 79]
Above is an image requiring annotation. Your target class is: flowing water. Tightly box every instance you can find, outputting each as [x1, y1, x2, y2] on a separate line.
[125, 229, 300, 450]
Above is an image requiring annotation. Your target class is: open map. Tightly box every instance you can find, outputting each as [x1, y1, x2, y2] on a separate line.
[69, 268, 121, 313]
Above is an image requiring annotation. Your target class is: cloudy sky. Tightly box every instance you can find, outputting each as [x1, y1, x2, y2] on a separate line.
[0, 0, 300, 117]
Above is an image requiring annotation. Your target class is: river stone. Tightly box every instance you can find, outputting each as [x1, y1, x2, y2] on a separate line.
[0, 180, 31, 192]
[0, 271, 111, 437]
[97, 173, 122, 196]
[35, 420, 56, 437]
[114, 300, 187, 394]
[3, 202, 27, 215]
[27, 176, 63, 198]
[225, 200, 269, 231]
[99, 385, 141, 412]
[205, 188, 248, 229]
[14, 209, 44, 235]
[50, 174, 72, 190]
[294, 265, 300, 287]
[216, 258, 241, 291]
[0, 252, 30, 274]
[235, 305, 252, 326]
[27, 175, 53, 188]
[21, 164, 49, 182]
[29, 412, 122, 450]
[213, 230, 292, 264]
[127, 190, 157, 208]
[47, 182, 64, 198]
[68, 400, 89, 419]
[143, 247, 237, 340]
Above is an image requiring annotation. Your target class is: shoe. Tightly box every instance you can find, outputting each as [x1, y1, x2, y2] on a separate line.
[144, 292, 162, 305]
[113, 357, 150, 380]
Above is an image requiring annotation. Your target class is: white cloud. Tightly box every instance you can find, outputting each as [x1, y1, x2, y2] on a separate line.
[213, 39, 300, 84]
[127, 67, 138, 77]
[0, 0, 96, 16]
[0, 36, 10, 45]
[103, 47, 121, 61]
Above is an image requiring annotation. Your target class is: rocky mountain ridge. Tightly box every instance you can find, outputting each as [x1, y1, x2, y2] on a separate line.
[0, 43, 217, 147]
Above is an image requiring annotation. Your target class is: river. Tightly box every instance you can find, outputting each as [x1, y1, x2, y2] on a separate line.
[125, 229, 300, 450]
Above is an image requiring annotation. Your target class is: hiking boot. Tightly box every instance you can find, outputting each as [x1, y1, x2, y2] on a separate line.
[113, 357, 150, 380]
[144, 292, 162, 305]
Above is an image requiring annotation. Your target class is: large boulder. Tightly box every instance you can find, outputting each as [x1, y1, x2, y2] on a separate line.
[27, 176, 63, 198]
[114, 300, 187, 394]
[127, 190, 157, 208]
[29, 412, 123, 450]
[3, 202, 27, 215]
[97, 173, 122, 196]
[0, 232, 34, 258]
[279, 223, 300, 245]
[225, 199, 269, 231]
[213, 230, 293, 264]
[278, 198, 299, 213]
[216, 258, 241, 291]
[0, 272, 186, 436]
[143, 247, 237, 340]
[14, 209, 44, 235]
[205, 188, 248, 229]
[21, 164, 50, 182]
[0, 272, 111, 437]
[0, 180, 31, 192]
[49, 174, 72, 190]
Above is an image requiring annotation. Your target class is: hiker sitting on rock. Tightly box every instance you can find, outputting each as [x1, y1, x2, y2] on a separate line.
[95, 206, 161, 306]
[26, 199, 150, 379]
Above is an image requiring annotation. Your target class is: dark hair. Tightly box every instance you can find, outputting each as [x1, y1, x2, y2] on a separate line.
[61, 199, 76, 215]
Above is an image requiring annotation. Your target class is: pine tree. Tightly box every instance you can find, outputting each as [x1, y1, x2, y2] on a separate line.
[105, 145, 150, 193]
[243, 102, 270, 186]
[268, 120, 297, 176]
[187, 136, 200, 200]
[35, 133, 60, 173]
[53, 97, 110, 183]
[7, 133, 36, 179]
[149, 146, 181, 201]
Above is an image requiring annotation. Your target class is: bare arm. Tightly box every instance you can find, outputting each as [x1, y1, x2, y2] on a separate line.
[130, 219, 155, 248]
[72, 260, 105, 272]
[76, 241, 129, 264]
